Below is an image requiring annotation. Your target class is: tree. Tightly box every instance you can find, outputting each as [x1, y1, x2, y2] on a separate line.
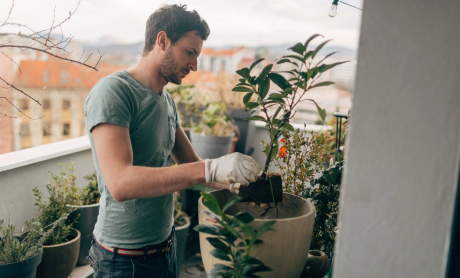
[0, 0, 103, 119]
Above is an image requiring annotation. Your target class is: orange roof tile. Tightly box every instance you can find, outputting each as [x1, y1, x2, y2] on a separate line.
[14, 58, 125, 89]
[201, 48, 217, 55]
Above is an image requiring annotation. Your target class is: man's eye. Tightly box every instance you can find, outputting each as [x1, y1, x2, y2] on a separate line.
[187, 50, 192, 55]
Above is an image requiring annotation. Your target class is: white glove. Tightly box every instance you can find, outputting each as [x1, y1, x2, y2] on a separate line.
[205, 153, 261, 186]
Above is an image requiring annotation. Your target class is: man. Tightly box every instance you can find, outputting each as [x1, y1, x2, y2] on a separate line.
[84, 4, 260, 278]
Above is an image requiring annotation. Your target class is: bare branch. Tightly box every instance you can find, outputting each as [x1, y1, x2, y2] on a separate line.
[0, 50, 22, 76]
[0, 0, 15, 28]
[0, 97, 44, 120]
[0, 76, 41, 105]
[45, 5, 57, 46]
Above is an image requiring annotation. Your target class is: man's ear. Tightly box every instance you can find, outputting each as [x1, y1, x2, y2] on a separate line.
[157, 31, 168, 51]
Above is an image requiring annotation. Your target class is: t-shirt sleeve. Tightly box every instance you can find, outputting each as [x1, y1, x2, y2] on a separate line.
[84, 77, 133, 132]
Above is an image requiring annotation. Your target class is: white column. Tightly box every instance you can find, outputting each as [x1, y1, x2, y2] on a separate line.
[334, 1, 460, 277]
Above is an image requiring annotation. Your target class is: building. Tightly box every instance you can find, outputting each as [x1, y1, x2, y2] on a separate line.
[2, 58, 124, 153]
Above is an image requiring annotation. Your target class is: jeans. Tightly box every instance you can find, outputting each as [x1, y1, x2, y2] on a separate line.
[87, 230, 177, 278]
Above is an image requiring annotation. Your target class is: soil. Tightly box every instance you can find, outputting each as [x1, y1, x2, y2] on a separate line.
[238, 175, 283, 203]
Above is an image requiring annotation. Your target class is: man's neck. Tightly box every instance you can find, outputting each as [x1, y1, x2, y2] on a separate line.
[126, 55, 167, 94]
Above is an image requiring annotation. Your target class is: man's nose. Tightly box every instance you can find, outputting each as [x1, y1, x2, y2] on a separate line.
[188, 58, 197, 71]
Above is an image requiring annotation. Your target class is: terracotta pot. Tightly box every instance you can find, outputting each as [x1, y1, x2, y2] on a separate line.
[198, 190, 315, 278]
[36, 228, 80, 278]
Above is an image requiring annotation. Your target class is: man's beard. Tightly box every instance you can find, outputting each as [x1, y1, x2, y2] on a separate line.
[159, 48, 186, 85]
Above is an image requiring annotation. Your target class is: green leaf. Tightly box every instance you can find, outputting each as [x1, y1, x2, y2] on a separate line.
[210, 249, 232, 261]
[312, 39, 332, 59]
[207, 238, 231, 253]
[284, 123, 295, 131]
[209, 264, 236, 276]
[249, 58, 265, 72]
[306, 99, 326, 122]
[318, 61, 350, 73]
[315, 51, 339, 66]
[258, 78, 270, 100]
[193, 224, 224, 236]
[222, 196, 242, 213]
[270, 143, 279, 161]
[275, 58, 291, 64]
[236, 68, 250, 79]
[234, 212, 255, 224]
[282, 55, 304, 63]
[304, 50, 314, 60]
[311, 81, 335, 88]
[244, 115, 266, 122]
[245, 257, 266, 265]
[260, 64, 273, 78]
[288, 42, 306, 55]
[268, 72, 290, 90]
[243, 93, 253, 105]
[272, 106, 282, 121]
[202, 210, 221, 223]
[304, 34, 324, 49]
[255, 220, 276, 239]
[245, 102, 260, 110]
[268, 93, 284, 100]
[243, 264, 273, 274]
[201, 192, 221, 216]
[232, 86, 253, 93]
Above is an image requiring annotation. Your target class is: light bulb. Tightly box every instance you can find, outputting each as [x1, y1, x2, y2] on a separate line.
[329, 0, 339, 17]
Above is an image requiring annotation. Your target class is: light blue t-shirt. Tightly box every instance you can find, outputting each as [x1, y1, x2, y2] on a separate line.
[84, 70, 180, 248]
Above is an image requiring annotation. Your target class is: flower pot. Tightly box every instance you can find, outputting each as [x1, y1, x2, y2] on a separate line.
[0, 252, 42, 278]
[190, 131, 234, 159]
[175, 217, 191, 273]
[229, 108, 256, 155]
[198, 190, 315, 278]
[36, 228, 80, 278]
[68, 203, 100, 265]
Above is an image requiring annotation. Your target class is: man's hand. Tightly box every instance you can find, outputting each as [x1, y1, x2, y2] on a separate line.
[205, 153, 261, 186]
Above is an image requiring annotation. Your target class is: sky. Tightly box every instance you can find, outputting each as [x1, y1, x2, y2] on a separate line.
[0, 0, 363, 49]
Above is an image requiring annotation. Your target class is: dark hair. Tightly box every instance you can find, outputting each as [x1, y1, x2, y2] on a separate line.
[142, 4, 210, 56]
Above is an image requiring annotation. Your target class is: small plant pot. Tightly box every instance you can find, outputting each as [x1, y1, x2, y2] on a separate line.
[68, 203, 100, 265]
[175, 217, 191, 273]
[0, 252, 42, 278]
[198, 190, 316, 278]
[190, 132, 234, 159]
[36, 228, 80, 278]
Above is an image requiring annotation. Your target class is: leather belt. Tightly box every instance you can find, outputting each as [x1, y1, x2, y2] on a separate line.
[95, 237, 172, 257]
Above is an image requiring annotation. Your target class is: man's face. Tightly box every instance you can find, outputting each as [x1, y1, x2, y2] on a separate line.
[159, 31, 203, 85]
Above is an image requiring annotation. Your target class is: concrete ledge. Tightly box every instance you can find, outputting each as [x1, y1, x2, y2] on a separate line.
[0, 136, 91, 173]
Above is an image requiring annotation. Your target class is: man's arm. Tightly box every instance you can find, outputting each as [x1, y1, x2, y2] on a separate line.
[92, 123, 206, 202]
[170, 127, 201, 164]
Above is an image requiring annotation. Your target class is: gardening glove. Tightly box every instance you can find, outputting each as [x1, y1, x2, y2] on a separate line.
[205, 153, 260, 186]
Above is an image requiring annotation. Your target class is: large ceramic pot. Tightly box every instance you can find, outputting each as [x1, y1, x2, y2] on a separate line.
[0, 252, 42, 278]
[68, 203, 100, 265]
[190, 131, 234, 159]
[198, 190, 315, 278]
[175, 217, 191, 273]
[36, 228, 80, 278]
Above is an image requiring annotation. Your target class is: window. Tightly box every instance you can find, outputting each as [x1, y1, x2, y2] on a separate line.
[43, 122, 51, 136]
[19, 99, 29, 110]
[42, 99, 51, 110]
[62, 100, 70, 110]
[63, 123, 70, 136]
[20, 123, 30, 136]
[61, 71, 68, 84]
[42, 70, 48, 83]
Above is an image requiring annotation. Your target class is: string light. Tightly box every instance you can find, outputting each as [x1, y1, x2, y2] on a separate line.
[329, 0, 362, 17]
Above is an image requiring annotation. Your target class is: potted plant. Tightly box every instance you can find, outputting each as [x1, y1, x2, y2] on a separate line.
[67, 171, 100, 266]
[0, 215, 67, 278]
[190, 102, 239, 160]
[173, 191, 191, 273]
[194, 192, 275, 278]
[198, 34, 348, 278]
[33, 163, 83, 278]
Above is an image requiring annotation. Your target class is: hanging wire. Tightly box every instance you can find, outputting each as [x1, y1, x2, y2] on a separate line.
[338, 1, 362, 11]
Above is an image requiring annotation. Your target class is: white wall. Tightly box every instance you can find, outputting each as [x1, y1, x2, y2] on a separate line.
[0, 137, 95, 232]
[334, 0, 460, 277]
